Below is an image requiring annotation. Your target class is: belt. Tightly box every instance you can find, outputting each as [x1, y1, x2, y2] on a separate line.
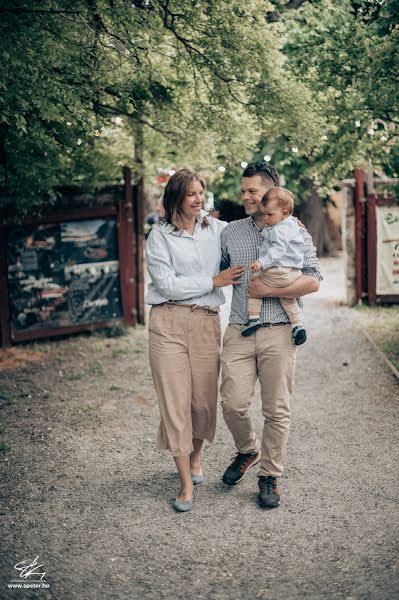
[231, 321, 288, 328]
[261, 322, 287, 327]
[157, 302, 220, 314]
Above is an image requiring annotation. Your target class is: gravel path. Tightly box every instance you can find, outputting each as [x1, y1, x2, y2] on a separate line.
[0, 256, 398, 600]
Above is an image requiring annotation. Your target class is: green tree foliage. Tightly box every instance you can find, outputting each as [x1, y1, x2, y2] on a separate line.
[1, 1, 116, 208]
[2, 0, 397, 219]
[259, 0, 399, 193]
[1, 0, 324, 213]
[230, 0, 399, 254]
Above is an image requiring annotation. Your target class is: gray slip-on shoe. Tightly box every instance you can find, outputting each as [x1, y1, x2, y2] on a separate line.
[173, 498, 193, 512]
[191, 474, 204, 485]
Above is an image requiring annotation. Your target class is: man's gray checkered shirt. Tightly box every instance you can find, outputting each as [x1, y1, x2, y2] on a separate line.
[221, 217, 322, 325]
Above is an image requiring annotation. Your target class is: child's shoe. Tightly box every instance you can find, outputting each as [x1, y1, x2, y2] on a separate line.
[292, 325, 307, 346]
[241, 319, 263, 337]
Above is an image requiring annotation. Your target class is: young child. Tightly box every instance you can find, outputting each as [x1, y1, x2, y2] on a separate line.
[241, 187, 307, 345]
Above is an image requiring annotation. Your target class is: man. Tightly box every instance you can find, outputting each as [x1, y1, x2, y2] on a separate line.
[220, 161, 321, 508]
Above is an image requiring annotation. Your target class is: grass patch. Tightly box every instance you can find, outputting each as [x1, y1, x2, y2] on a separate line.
[31, 342, 50, 353]
[0, 391, 17, 405]
[95, 322, 130, 338]
[69, 371, 85, 381]
[112, 347, 130, 358]
[0, 386, 33, 405]
[90, 361, 104, 375]
[0, 442, 11, 453]
[354, 305, 399, 370]
[82, 405, 96, 413]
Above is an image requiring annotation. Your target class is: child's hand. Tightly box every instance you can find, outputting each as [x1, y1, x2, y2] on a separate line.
[250, 260, 262, 273]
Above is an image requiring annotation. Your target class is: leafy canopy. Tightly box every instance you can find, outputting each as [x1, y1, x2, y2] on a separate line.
[1, 0, 322, 212]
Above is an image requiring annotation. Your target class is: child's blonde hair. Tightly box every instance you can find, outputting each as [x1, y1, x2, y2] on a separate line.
[261, 187, 295, 215]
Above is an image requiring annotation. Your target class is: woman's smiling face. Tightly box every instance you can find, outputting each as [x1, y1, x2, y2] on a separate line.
[179, 179, 205, 220]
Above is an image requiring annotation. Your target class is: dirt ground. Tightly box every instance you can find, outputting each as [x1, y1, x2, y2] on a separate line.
[0, 256, 398, 600]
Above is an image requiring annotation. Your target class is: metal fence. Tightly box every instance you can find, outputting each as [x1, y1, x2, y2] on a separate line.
[341, 171, 399, 305]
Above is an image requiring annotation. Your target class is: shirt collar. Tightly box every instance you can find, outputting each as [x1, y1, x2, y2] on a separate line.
[250, 216, 264, 232]
[161, 209, 209, 236]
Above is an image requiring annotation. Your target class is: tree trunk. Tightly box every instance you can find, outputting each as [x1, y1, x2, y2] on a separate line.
[0, 125, 8, 187]
[133, 119, 144, 187]
[298, 177, 334, 257]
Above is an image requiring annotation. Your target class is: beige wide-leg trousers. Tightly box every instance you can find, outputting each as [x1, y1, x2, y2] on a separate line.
[221, 323, 296, 478]
[248, 266, 302, 324]
[148, 304, 221, 457]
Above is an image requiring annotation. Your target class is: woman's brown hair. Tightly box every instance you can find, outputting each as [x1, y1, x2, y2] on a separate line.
[162, 168, 208, 230]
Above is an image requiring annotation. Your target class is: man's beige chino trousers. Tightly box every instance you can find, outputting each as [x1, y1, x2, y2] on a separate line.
[221, 323, 296, 478]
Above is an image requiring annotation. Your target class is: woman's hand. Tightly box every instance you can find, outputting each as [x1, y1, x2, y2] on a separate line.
[213, 266, 246, 288]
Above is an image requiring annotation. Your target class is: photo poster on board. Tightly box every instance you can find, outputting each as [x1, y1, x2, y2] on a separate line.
[6, 218, 124, 334]
[376, 205, 399, 296]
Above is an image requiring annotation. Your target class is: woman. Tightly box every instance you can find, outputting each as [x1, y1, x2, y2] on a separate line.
[146, 168, 244, 512]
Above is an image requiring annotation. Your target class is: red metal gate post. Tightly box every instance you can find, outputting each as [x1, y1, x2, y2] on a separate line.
[0, 227, 12, 347]
[354, 169, 366, 302]
[365, 171, 377, 305]
[118, 167, 137, 326]
[134, 178, 145, 325]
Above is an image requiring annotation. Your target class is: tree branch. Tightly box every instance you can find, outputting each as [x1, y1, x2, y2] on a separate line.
[85, 0, 143, 64]
[265, 0, 311, 23]
[158, 0, 236, 85]
[93, 102, 177, 136]
[0, 8, 82, 14]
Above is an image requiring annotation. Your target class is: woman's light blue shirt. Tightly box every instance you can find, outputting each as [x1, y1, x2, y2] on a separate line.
[145, 211, 228, 307]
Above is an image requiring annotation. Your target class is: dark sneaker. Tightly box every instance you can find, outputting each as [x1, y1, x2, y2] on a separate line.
[292, 325, 307, 346]
[241, 319, 263, 337]
[258, 476, 281, 509]
[222, 451, 261, 485]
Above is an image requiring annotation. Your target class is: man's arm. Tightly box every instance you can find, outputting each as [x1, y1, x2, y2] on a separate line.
[248, 274, 320, 299]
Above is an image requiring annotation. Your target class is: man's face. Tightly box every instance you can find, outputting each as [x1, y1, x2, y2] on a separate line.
[240, 175, 275, 217]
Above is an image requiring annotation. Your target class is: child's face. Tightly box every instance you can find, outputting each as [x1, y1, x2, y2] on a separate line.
[262, 199, 287, 227]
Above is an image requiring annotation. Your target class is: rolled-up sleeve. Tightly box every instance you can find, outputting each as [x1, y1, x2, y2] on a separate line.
[301, 230, 323, 280]
[146, 227, 214, 301]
